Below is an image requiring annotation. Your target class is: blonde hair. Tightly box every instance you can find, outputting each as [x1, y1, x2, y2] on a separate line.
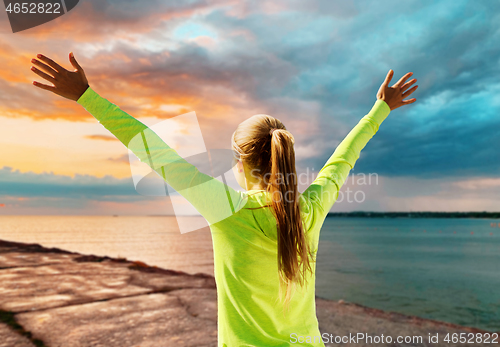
[231, 114, 314, 316]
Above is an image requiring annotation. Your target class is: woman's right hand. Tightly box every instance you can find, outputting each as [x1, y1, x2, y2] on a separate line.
[31, 52, 89, 102]
[377, 70, 418, 111]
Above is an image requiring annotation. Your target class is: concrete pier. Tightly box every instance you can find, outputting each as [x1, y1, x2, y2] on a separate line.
[0, 239, 496, 347]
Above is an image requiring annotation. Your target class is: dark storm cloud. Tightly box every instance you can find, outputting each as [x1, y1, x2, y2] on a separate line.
[196, 0, 500, 178]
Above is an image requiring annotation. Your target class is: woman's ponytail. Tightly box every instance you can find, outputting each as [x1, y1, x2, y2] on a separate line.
[232, 114, 315, 316]
[268, 129, 314, 315]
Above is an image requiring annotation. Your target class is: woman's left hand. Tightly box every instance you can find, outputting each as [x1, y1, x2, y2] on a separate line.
[30, 52, 89, 101]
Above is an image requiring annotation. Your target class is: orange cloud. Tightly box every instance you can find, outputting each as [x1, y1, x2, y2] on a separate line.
[85, 134, 119, 141]
[3, 47, 255, 123]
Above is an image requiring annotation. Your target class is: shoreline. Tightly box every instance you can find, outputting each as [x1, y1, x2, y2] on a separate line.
[0, 238, 497, 347]
[326, 212, 500, 219]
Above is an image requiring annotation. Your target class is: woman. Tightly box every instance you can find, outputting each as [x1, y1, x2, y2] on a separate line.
[30, 52, 417, 347]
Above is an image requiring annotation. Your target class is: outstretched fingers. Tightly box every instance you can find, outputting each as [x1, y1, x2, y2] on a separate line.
[32, 80, 56, 92]
[31, 58, 58, 77]
[383, 69, 394, 87]
[402, 84, 418, 98]
[69, 52, 82, 72]
[31, 66, 56, 84]
[400, 78, 417, 93]
[393, 72, 413, 89]
[36, 54, 65, 73]
[402, 98, 417, 104]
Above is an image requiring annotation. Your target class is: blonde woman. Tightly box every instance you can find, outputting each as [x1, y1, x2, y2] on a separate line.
[30, 52, 417, 346]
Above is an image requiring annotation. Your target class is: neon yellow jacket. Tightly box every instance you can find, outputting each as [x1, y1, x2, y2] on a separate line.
[77, 86, 391, 347]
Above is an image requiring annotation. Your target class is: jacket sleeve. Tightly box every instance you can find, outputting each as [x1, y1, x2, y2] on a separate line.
[302, 99, 391, 230]
[77, 86, 245, 226]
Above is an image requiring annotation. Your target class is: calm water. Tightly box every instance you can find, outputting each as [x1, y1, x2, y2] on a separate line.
[315, 218, 500, 332]
[0, 215, 498, 331]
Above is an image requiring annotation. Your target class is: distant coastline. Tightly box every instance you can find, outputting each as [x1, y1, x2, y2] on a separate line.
[326, 211, 500, 218]
[144, 212, 500, 219]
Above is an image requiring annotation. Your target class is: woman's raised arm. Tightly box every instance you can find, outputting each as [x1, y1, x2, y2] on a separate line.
[302, 70, 418, 228]
[30, 52, 245, 227]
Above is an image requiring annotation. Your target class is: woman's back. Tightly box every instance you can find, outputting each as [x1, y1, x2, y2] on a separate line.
[211, 189, 323, 346]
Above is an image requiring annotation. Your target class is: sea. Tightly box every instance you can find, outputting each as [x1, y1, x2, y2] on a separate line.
[0, 215, 498, 332]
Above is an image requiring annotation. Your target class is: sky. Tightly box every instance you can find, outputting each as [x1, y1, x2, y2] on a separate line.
[0, 0, 498, 215]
